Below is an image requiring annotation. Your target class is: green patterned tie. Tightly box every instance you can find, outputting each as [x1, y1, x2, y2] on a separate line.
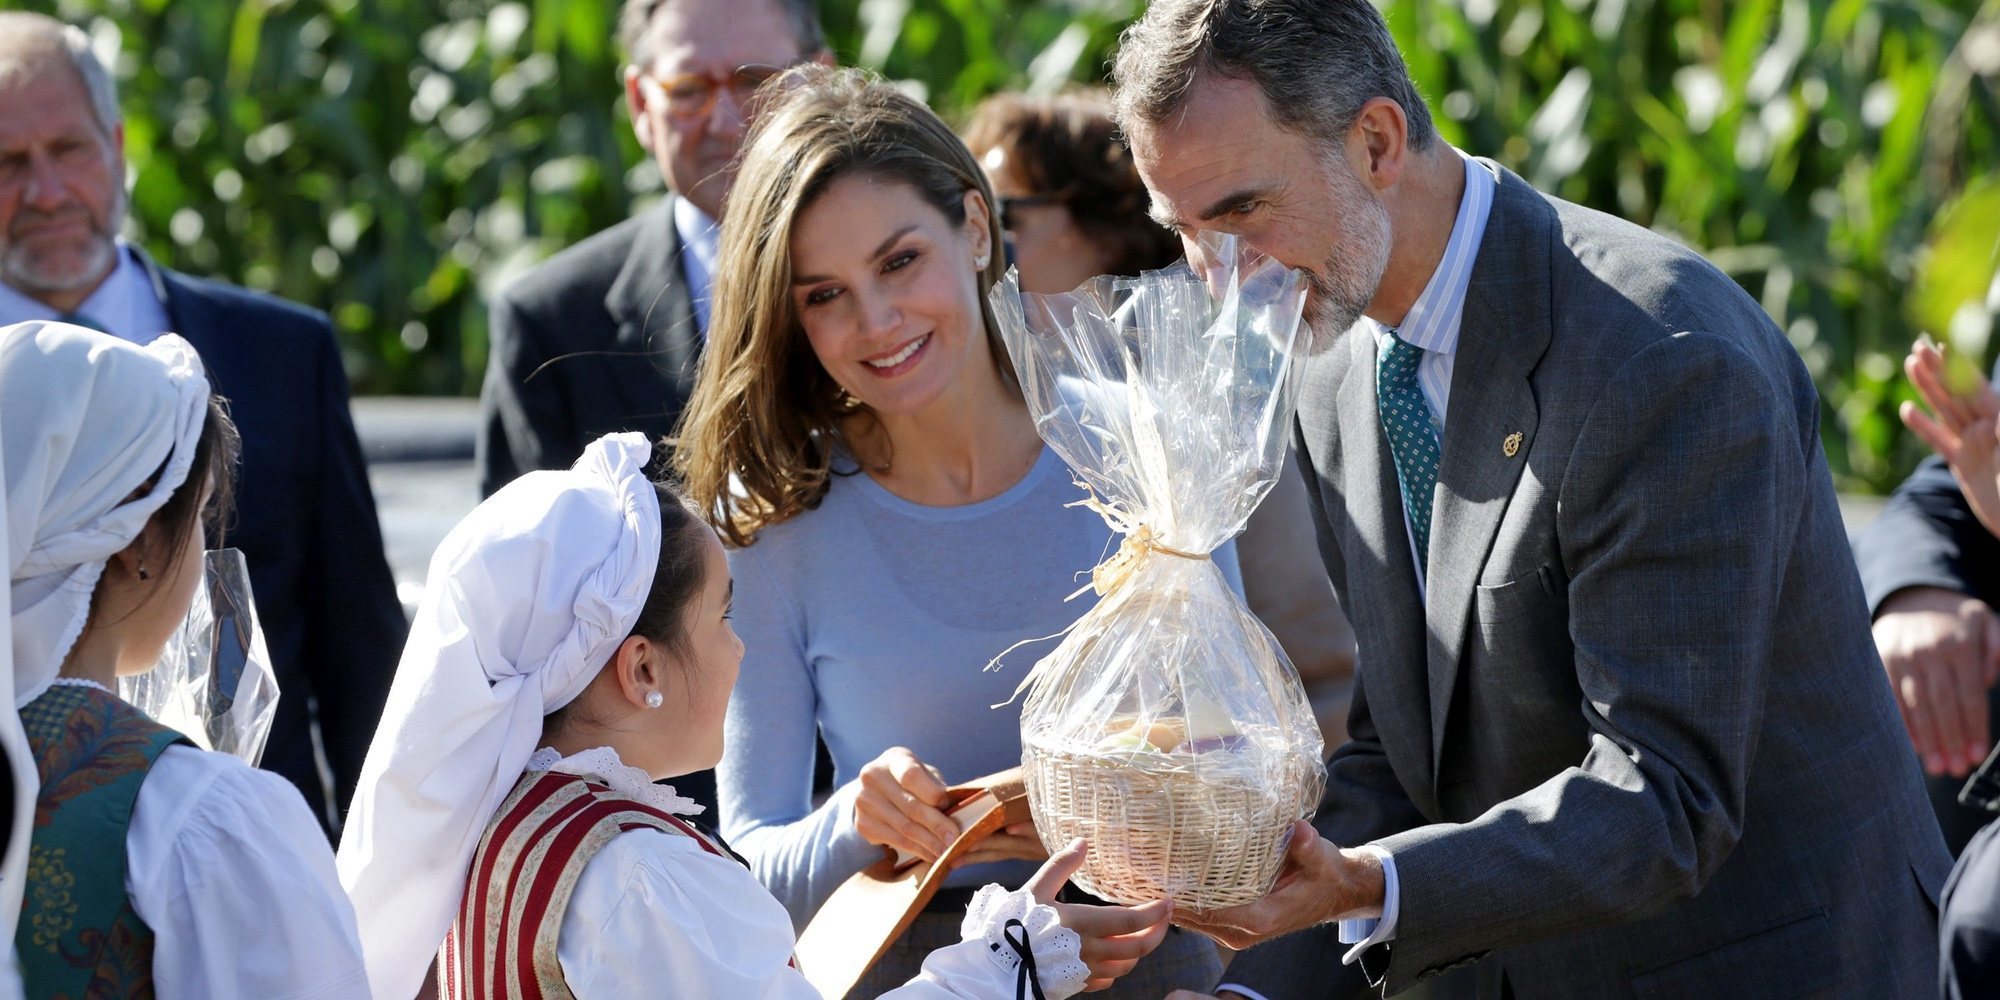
[57, 311, 105, 333]
[1377, 330, 1441, 575]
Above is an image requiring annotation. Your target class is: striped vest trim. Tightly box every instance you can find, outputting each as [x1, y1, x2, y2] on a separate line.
[441, 769, 728, 1000]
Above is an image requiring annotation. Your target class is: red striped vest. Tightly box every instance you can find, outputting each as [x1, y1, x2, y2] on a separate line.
[440, 769, 729, 1000]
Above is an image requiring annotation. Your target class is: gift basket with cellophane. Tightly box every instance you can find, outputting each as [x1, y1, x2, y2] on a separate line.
[988, 236, 1326, 911]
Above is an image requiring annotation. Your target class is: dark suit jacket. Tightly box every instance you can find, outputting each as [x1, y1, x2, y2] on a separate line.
[1226, 165, 1948, 998]
[135, 249, 406, 829]
[476, 199, 700, 497]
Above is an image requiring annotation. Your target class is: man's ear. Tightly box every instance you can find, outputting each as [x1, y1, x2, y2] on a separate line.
[1349, 97, 1411, 193]
[625, 66, 657, 152]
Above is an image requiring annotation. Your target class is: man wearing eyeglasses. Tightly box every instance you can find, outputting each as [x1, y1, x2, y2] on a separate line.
[476, 0, 831, 498]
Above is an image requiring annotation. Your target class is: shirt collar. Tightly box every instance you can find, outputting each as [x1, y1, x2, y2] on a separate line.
[1370, 150, 1496, 357]
[0, 240, 158, 344]
[672, 197, 721, 272]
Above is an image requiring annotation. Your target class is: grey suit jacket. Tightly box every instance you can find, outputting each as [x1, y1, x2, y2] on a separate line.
[476, 198, 699, 497]
[1225, 165, 1950, 999]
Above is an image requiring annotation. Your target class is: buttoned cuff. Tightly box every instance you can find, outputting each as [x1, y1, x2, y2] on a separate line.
[1338, 845, 1398, 966]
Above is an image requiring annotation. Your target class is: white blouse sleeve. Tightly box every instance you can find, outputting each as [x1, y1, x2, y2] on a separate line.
[125, 745, 370, 1000]
[558, 829, 1088, 1000]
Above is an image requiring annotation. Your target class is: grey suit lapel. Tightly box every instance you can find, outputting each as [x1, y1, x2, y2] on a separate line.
[1333, 323, 1442, 818]
[1423, 165, 1556, 776]
[604, 197, 702, 408]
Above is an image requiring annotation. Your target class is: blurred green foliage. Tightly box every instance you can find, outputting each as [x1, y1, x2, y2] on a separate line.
[18, 0, 1999, 491]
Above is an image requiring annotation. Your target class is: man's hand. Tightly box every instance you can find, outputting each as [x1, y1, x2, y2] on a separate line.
[1875, 587, 2000, 776]
[1902, 338, 2000, 536]
[1172, 820, 1385, 951]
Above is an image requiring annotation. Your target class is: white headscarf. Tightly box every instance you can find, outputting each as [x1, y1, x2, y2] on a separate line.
[0, 321, 209, 983]
[0, 389, 24, 995]
[337, 433, 662, 1000]
[2, 321, 210, 707]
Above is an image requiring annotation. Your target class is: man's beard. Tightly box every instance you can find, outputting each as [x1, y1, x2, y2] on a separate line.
[1, 188, 124, 297]
[1301, 166, 1391, 356]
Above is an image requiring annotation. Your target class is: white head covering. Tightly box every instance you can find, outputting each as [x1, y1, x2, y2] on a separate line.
[337, 433, 663, 1000]
[1, 321, 211, 707]
[0, 388, 29, 990]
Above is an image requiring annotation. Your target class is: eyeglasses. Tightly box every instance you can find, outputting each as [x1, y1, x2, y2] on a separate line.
[646, 63, 794, 122]
[997, 194, 1058, 229]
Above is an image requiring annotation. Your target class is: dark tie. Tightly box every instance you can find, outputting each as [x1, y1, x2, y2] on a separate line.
[57, 311, 105, 333]
[1377, 330, 1442, 575]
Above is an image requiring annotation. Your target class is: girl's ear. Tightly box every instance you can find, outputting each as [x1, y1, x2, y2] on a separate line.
[610, 635, 662, 710]
[108, 517, 164, 580]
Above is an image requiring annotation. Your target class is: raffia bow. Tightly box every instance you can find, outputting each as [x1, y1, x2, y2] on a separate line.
[1064, 486, 1209, 599]
[985, 480, 1210, 705]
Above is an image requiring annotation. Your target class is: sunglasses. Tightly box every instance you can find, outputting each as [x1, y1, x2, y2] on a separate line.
[646, 62, 796, 122]
[997, 194, 1058, 229]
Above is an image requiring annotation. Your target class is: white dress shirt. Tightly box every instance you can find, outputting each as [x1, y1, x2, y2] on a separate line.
[0, 242, 173, 345]
[673, 197, 722, 336]
[127, 744, 370, 999]
[1216, 151, 1496, 1000]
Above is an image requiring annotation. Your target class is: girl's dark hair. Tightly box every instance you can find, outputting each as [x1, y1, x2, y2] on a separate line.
[627, 479, 714, 661]
[146, 394, 241, 582]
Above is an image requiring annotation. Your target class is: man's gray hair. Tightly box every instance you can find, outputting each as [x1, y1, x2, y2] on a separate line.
[0, 13, 122, 137]
[1111, 0, 1436, 154]
[616, 0, 826, 70]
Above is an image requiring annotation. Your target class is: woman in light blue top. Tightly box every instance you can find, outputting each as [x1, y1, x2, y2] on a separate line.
[674, 68, 1235, 997]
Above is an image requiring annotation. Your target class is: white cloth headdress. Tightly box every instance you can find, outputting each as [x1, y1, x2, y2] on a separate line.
[337, 433, 662, 1000]
[2, 321, 210, 707]
[0, 321, 210, 969]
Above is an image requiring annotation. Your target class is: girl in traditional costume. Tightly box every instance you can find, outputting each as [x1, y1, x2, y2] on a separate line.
[0, 321, 369, 999]
[338, 433, 1169, 1000]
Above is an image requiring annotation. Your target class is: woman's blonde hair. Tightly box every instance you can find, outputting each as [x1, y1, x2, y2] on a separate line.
[673, 66, 1010, 547]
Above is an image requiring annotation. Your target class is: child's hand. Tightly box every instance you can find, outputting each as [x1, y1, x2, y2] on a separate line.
[1025, 839, 1173, 992]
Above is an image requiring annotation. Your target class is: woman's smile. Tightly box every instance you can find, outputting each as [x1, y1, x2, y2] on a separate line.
[861, 333, 931, 376]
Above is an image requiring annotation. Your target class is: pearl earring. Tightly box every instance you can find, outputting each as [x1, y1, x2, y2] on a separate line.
[975, 254, 990, 269]
[645, 690, 663, 709]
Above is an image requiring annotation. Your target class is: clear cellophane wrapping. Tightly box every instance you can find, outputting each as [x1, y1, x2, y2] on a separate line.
[120, 547, 279, 764]
[988, 237, 1326, 910]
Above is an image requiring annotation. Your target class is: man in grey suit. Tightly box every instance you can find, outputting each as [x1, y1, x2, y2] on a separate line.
[1113, 1, 1950, 996]
[476, 0, 829, 497]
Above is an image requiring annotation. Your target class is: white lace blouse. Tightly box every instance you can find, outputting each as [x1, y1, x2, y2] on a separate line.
[534, 747, 1091, 999]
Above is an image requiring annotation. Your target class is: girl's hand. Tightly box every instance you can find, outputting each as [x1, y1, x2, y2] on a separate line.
[1025, 839, 1173, 992]
[852, 746, 958, 863]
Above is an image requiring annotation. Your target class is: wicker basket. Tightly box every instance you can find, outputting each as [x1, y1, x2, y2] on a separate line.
[1022, 733, 1320, 911]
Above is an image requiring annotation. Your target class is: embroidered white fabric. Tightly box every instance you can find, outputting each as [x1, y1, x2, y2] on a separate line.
[959, 884, 1089, 998]
[527, 745, 705, 816]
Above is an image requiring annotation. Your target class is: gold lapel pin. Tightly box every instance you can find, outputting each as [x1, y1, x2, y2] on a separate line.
[1503, 431, 1523, 458]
